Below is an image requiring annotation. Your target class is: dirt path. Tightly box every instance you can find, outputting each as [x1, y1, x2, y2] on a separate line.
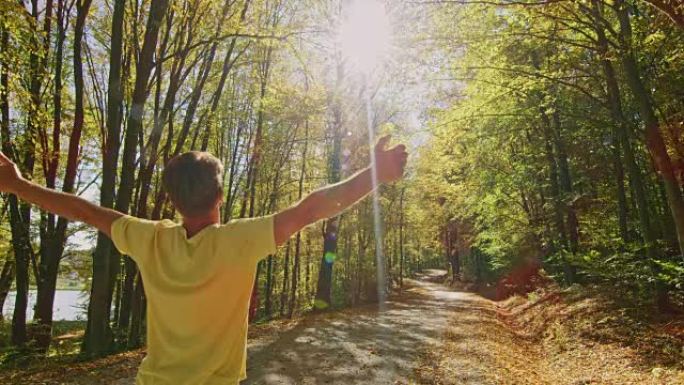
[242, 269, 492, 384]
[4, 271, 681, 384]
[1, 270, 507, 384]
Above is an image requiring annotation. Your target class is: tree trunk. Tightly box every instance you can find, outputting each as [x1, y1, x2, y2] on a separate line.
[279, 241, 291, 317]
[552, 111, 580, 257]
[116, 258, 137, 339]
[591, 0, 656, 252]
[615, 0, 684, 259]
[658, 181, 680, 252]
[246, 41, 275, 321]
[84, 0, 126, 357]
[0, 259, 15, 322]
[314, 53, 343, 309]
[127, 273, 145, 349]
[354, 222, 366, 304]
[9, 0, 49, 348]
[198, 0, 251, 151]
[399, 188, 405, 288]
[1, 26, 31, 347]
[445, 222, 459, 282]
[541, 110, 574, 284]
[34, 0, 93, 353]
[288, 122, 309, 318]
[117, 12, 187, 343]
[264, 255, 274, 318]
[315, 218, 339, 309]
[86, 0, 170, 357]
[176, 0, 249, 157]
[612, 128, 630, 243]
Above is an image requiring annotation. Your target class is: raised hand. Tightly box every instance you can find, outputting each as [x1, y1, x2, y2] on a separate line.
[374, 135, 408, 184]
[0, 152, 24, 194]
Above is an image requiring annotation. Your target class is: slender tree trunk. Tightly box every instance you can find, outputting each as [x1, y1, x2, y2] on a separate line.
[541, 110, 574, 283]
[315, 218, 339, 309]
[224, 122, 245, 220]
[176, 0, 249, 156]
[354, 224, 365, 304]
[306, 237, 311, 300]
[85, 0, 126, 356]
[399, 188, 405, 288]
[198, 0, 252, 152]
[117, 258, 137, 338]
[264, 255, 274, 318]
[35, 0, 66, 336]
[612, 129, 630, 243]
[34, 0, 93, 353]
[1, 26, 31, 347]
[117, 14, 190, 342]
[116, 0, 171, 216]
[10, 0, 49, 348]
[289, 122, 309, 318]
[247, 42, 275, 321]
[119, 0, 170, 349]
[0, 259, 14, 322]
[658, 181, 680, 252]
[446, 222, 460, 282]
[591, 0, 655, 250]
[552, 111, 580, 257]
[34, 1, 68, 348]
[127, 273, 145, 349]
[86, 0, 170, 356]
[315, 55, 343, 309]
[279, 241, 291, 317]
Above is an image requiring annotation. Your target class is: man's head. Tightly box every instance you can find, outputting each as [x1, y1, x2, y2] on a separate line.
[162, 151, 224, 218]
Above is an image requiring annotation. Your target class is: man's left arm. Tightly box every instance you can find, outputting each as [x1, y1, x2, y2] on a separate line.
[273, 135, 407, 246]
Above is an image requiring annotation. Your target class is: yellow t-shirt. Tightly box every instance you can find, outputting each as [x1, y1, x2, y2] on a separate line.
[110, 215, 276, 385]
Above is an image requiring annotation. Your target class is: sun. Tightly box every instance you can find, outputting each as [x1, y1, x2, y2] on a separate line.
[339, 0, 392, 74]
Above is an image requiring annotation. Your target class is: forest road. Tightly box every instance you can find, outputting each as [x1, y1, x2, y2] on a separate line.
[242, 269, 492, 385]
[0, 269, 500, 384]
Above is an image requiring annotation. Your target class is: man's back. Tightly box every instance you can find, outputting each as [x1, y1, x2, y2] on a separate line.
[0, 139, 406, 384]
[111, 215, 276, 385]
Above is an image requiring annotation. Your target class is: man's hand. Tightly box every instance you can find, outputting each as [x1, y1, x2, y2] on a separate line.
[0, 152, 25, 194]
[274, 135, 409, 246]
[374, 135, 408, 183]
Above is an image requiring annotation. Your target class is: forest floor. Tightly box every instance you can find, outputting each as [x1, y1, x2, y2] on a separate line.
[1, 269, 683, 384]
[415, 277, 684, 385]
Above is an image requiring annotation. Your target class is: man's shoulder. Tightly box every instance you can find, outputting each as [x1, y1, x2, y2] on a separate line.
[117, 215, 177, 230]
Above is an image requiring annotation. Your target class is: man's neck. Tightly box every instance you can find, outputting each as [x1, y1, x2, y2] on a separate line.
[182, 210, 220, 238]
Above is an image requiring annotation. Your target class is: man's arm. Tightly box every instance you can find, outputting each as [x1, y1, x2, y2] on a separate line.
[274, 135, 407, 246]
[0, 152, 123, 237]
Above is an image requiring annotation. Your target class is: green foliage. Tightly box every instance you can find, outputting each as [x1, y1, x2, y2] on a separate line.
[408, 0, 684, 300]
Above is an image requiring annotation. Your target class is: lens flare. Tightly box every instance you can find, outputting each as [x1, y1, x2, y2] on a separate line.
[338, 0, 392, 310]
[339, 0, 392, 75]
[367, 88, 387, 309]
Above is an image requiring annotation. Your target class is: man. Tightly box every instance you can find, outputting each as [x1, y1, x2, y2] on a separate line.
[0, 135, 407, 384]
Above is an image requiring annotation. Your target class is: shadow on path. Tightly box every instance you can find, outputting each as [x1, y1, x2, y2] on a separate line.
[243, 270, 483, 385]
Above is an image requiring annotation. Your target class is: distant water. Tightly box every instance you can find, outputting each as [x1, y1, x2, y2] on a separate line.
[3, 290, 88, 321]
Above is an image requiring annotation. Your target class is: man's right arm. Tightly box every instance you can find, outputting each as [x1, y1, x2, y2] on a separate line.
[0, 152, 123, 237]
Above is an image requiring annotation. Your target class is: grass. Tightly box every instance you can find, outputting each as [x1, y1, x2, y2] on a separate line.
[0, 320, 86, 367]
